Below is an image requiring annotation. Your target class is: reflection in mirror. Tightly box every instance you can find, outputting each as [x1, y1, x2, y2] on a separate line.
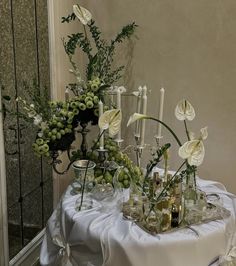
[0, 0, 52, 260]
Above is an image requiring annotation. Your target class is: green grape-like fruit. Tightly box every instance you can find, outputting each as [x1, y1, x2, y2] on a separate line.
[93, 77, 101, 86]
[67, 118, 73, 124]
[104, 105, 109, 111]
[32, 143, 39, 151]
[67, 124, 72, 129]
[38, 146, 45, 155]
[68, 112, 74, 118]
[87, 92, 94, 97]
[36, 138, 44, 146]
[49, 101, 57, 108]
[57, 122, 64, 128]
[52, 128, 57, 135]
[42, 144, 49, 153]
[78, 103, 86, 111]
[65, 128, 72, 134]
[51, 119, 57, 126]
[51, 135, 57, 141]
[91, 83, 99, 92]
[47, 132, 52, 138]
[85, 97, 93, 103]
[70, 102, 77, 109]
[73, 109, 79, 115]
[93, 96, 99, 104]
[56, 132, 61, 139]
[104, 172, 113, 183]
[60, 129, 65, 135]
[94, 109, 99, 116]
[80, 94, 86, 101]
[86, 101, 94, 109]
[123, 180, 130, 188]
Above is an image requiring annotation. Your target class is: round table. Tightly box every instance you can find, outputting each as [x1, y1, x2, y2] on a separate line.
[40, 177, 236, 266]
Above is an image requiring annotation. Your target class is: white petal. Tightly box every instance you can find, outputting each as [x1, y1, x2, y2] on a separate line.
[189, 131, 195, 141]
[132, 91, 140, 97]
[175, 99, 195, 121]
[98, 109, 122, 136]
[178, 140, 205, 166]
[188, 142, 205, 166]
[73, 5, 92, 25]
[200, 127, 208, 140]
[127, 113, 147, 127]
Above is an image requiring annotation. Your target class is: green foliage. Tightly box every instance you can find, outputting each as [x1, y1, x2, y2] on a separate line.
[146, 143, 171, 175]
[61, 13, 76, 23]
[62, 14, 138, 87]
[21, 79, 50, 121]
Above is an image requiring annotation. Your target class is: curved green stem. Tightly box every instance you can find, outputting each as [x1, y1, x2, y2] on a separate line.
[147, 117, 182, 147]
[184, 120, 190, 141]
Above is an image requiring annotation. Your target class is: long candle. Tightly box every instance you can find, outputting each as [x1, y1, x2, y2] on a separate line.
[98, 100, 104, 149]
[65, 88, 69, 101]
[116, 88, 122, 141]
[140, 86, 147, 147]
[157, 87, 165, 138]
[135, 87, 142, 137]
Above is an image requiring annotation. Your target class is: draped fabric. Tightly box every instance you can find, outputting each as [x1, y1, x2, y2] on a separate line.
[40, 176, 236, 266]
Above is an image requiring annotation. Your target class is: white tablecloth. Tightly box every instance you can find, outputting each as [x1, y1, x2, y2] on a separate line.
[40, 177, 236, 266]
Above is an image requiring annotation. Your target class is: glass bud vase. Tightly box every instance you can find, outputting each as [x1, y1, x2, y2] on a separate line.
[72, 160, 96, 193]
[182, 172, 198, 224]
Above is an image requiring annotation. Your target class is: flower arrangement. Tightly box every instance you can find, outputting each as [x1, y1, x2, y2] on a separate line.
[9, 3, 137, 159]
[122, 99, 211, 233]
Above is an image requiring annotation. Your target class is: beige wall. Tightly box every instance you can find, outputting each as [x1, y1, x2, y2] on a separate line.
[52, 0, 236, 194]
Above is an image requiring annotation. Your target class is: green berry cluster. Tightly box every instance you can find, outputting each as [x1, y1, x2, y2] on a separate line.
[33, 100, 76, 157]
[74, 91, 99, 116]
[88, 77, 101, 92]
[92, 137, 143, 188]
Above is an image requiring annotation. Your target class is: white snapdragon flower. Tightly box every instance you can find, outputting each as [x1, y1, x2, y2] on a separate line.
[175, 99, 195, 121]
[73, 4, 92, 25]
[33, 115, 42, 126]
[98, 109, 122, 136]
[178, 127, 208, 166]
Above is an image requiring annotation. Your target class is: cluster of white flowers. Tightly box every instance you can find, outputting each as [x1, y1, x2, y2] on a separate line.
[175, 99, 207, 166]
[16, 97, 47, 137]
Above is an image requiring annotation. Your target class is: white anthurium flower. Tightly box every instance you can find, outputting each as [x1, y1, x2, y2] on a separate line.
[33, 115, 42, 126]
[178, 140, 205, 166]
[98, 109, 122, 137]
[73, 4, 92, 25]
[175, 99, 195, 121]
[178, 127, 208, 166]
[127, 113, 148, 127]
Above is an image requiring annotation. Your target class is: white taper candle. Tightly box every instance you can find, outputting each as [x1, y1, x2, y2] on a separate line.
[157, 87, 165, 138]
[140, 86, 147, 147]
[65, 88, 69, 101]
[135, 89, 142, 137]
